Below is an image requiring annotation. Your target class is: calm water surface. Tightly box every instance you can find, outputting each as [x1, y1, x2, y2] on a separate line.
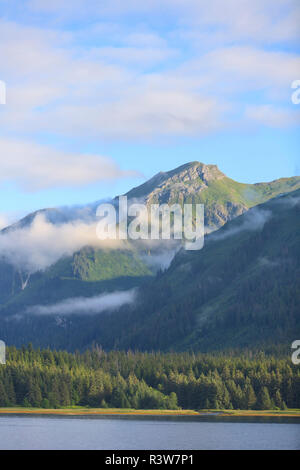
[0, 415, 299, 450]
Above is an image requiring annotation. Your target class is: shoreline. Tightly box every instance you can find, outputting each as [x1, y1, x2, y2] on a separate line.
[0, 408, 299, 418]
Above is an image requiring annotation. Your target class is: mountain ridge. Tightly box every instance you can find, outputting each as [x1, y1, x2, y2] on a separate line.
[0, 161, 299, 353]
[0, 188, 299, 352]
[86, 188, 300, 352]
[124, 161, 300, 230]
[3, 161, 300, 235]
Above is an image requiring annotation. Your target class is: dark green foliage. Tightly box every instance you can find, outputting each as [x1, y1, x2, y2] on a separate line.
[70, 247, 151, 282]
[84, 189, 299, 352]
[0, 246, 152, 317]
[0, 346, 299, 411]
[257, 387, 272, 410]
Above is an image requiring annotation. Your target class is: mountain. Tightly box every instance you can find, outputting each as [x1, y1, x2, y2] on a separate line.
[0, 204, 98, 234]
[125, 161, 300, 230]
[94, 189, 299, 352]
[0, 204, 153, 311]
[0, 188, 299, 352]
[0, 161, 299, 351]
[0, 246, 152, 315]
[0, 208, 71, 233]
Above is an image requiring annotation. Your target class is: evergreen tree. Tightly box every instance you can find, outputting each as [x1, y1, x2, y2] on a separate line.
[244, 384, 256, 409]
[257, 387, 272, 410]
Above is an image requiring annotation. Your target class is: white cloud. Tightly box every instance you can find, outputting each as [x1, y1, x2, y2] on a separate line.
[0, 214, 10, 230]
[246, 105, 300, 128]
[0, 211, 26, 230]
[188, 0, 300, 43]
[209, 208, 272, 242]
[88, 45, 177, 66]
[27, 0, 300, 43]
[32, 89, 223, 139]
[25, 289, 137, 315]
[205, 47, 300, 89]
[0, 138, 139, 191]
[0, 2, 299, 145]
[0, 213, 127, 274]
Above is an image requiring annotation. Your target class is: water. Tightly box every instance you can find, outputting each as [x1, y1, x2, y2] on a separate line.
[0, 415, 299, 450]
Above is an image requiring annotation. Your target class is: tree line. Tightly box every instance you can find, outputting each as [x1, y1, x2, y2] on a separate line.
[0, 346, 299, 410]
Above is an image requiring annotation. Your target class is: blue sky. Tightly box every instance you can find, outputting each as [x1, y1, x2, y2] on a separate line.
[0, 0, 299, 225]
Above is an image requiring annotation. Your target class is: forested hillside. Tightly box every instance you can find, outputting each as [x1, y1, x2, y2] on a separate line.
[76, 189, 300, 352]
[0, 190, 299, 352]
[1, 161, 300, 318]
[1, 346, 299, 410]
[0, 166, 299, 353]
[0, 246, 152, 315]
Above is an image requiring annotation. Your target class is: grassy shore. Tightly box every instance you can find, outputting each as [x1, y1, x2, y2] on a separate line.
[0, 407, 299, 417]
[215, 409, 300, 418]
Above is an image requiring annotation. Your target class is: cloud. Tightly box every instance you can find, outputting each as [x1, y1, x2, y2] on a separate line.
[0, 215, 10, 230]
[0, 18, 224, 139]
[203, 47, 300, 91]
[0, 1, 299, 144]
[141, 244, 180, 271]
[209, 208, 272, 242]
[88, 44, 177, 67]
[0, 19, 224, 139]
[0, 211, 21, 230]
[245, 105, 300, 128]
[142, 251, 176, 271]
[0, 138, 139, 191]
[258, 257, 280, 269]
[273, 194, 300, 208]
[36, 90, 223, 139]
[27, 0, 300, 43]
[0, 213, 126, 274]
[188, 0, 300, 43]
[25, 289, 136, 315]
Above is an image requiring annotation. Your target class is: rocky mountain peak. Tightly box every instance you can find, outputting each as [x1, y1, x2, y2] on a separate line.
[125, 161, 225, 201]
[166, 161, 225, 184]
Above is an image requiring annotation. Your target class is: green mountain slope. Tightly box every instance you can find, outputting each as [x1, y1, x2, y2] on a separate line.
[0, 246, 152, 314]
[1, 190, 299, 352]
[125, 161, 300, 230]
[0, 162, 299, 351]
[87, 189, 300, 352]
